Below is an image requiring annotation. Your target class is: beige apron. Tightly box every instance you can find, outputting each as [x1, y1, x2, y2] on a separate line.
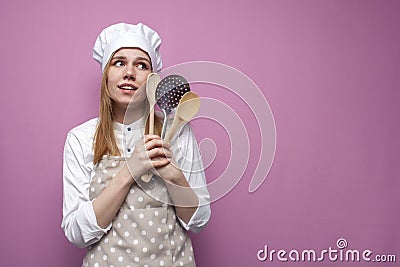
[82, 156, 195, 267]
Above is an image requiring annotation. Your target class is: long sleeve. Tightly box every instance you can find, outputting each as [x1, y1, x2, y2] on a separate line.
[61, 120, 111, 248]
[172, 124, 211, 233]
[61, 118, 211, 249]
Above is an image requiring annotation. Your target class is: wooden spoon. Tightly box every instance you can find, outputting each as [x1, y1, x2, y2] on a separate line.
[164, 92, 200, 142]
[141, 73, 161, 183]
[146, 73, 160, 135]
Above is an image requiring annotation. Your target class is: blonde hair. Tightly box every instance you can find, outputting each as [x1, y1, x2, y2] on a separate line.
[93, 56, 162, 164]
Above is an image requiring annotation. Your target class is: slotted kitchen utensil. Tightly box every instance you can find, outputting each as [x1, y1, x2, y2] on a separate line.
[141, 73, 161, 183]
[164, 92, 200, 142]
[155, 74, 191, 138]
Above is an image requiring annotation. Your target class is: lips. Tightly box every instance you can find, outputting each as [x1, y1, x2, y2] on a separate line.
[118, 83, 138, 91]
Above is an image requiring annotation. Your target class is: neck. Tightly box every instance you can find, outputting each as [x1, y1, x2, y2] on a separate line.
[112, 101, 147, 124]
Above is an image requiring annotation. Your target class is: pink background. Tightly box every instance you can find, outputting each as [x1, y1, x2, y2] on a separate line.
[1, 0, 399, 266]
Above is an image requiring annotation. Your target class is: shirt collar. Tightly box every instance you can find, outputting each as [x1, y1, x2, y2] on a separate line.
[113, 116, 146, 133]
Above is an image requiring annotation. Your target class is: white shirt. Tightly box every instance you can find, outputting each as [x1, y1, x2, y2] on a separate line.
[61, 116, 211, 248]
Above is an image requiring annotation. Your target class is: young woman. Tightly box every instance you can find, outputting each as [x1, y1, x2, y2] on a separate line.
[62, 22, 211, 267]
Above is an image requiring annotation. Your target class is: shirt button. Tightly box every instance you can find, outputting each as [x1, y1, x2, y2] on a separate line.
[127, 148, 131, 153]
[127, 127, 131, 131]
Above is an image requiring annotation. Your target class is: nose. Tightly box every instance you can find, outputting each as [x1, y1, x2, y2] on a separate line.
[123, 65, 135, 81]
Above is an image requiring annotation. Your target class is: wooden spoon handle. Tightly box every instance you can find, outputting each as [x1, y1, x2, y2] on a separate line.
[141, 103, 155, 183]
[164, 116, 185, 142]
[149, 109, 155, 135]
[146, 73, 160, 135]
[141, 173, 152, 183]
[141, 73, 159, 183]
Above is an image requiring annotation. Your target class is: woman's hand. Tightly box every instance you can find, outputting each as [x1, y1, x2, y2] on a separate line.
[152, 145, 188, 185]
[126, 135, 171, 180]
[152, 143, 200, 222]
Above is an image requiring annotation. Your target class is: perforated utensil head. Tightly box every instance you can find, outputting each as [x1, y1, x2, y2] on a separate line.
[155, 75, 191, 114]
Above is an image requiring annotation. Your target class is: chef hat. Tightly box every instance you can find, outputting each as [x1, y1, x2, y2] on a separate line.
[93, 22, 162, 72]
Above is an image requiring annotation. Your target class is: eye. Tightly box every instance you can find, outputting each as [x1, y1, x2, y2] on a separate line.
[137, 63, 149, 70]
[113, 60, 125, 67]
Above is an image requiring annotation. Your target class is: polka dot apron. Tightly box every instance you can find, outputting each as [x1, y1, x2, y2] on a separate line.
[82, 156, 196, 267]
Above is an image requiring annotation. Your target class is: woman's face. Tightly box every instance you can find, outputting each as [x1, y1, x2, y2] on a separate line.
[107, 48, 152, 109]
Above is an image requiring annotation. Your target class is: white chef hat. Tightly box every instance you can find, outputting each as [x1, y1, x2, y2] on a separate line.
[93, 22, 162, 72]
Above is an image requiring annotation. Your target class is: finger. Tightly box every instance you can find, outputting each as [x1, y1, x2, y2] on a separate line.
[147, 147, 172, 159]
[161, 142, 172, 152]
[144, 139, 163, 151]
[162, 141, 171, 149]
[144, 139, 171, 151]
[151, 158, 170, 168]
[143, 135, 161, 143]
